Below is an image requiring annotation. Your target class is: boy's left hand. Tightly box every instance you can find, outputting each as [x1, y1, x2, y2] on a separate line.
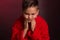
[31, 19, 36, 31]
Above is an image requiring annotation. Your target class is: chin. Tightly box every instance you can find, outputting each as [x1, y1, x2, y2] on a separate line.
[28, 20, 31, 22]
[28, 21, 31, 22]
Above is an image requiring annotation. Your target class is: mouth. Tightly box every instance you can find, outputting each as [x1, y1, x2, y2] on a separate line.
[28, 20, 31, 22]
[27, 19, 32, 22]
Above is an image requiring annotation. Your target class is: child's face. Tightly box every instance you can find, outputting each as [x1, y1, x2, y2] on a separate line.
[23, 6, 39, 22]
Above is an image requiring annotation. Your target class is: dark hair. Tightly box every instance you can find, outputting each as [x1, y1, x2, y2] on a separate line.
[22, 0, 39, 11]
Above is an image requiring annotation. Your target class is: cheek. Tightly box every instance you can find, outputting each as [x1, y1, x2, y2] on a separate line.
[23, 14, 28, 19]
[33, 14, 38, 18]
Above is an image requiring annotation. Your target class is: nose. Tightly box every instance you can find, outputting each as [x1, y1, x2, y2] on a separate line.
[28, 15, 31, 19]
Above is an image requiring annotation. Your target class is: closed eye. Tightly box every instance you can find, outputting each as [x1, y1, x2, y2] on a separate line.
[25, 13, 29, 15]
[32, 13, 35, 15]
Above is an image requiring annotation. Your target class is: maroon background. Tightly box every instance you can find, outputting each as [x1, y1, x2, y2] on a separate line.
[0, 0, 60, 40]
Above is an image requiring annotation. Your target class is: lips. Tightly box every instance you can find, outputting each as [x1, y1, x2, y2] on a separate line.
[28, 19, 31, 22]
[28, 19, 31, 20]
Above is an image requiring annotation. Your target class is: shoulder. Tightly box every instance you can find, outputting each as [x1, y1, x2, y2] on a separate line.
[36, 15, 48, 26]
[12, 16, 24, 30]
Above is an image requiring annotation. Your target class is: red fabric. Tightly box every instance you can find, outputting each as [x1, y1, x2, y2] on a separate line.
[11, 15, 50, 40]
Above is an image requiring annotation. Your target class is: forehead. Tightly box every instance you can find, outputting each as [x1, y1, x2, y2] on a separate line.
[25, 6, 38, 13]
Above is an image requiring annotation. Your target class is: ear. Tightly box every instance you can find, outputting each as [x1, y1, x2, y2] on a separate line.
[36, 9, 39, 15]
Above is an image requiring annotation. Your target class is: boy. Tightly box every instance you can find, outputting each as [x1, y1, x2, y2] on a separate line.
[11, 0, 50, 40]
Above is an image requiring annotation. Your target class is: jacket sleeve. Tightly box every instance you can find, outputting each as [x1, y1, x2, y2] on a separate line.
[11, 21, 26, 40]
[41, 19, 50, 40]
[11, 21, 20, 40]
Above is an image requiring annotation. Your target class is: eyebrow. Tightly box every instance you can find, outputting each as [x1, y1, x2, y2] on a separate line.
[24, 12, 35, 15]
[25, 12, 28, 14]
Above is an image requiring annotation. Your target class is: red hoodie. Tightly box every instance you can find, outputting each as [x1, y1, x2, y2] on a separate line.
[11, 15, 50, 40]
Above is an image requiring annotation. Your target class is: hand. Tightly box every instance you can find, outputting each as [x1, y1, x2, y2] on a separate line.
[31, 19, 36, 31]
[23, 20, 28, 38]
[23, 19, 36, 38]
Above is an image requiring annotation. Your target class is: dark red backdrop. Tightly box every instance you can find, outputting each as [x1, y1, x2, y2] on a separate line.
[0, 0, 60, 40]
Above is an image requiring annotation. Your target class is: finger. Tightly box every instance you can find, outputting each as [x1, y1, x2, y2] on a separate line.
[24, 20, 28, 29]
[31, 20, 36, 31]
